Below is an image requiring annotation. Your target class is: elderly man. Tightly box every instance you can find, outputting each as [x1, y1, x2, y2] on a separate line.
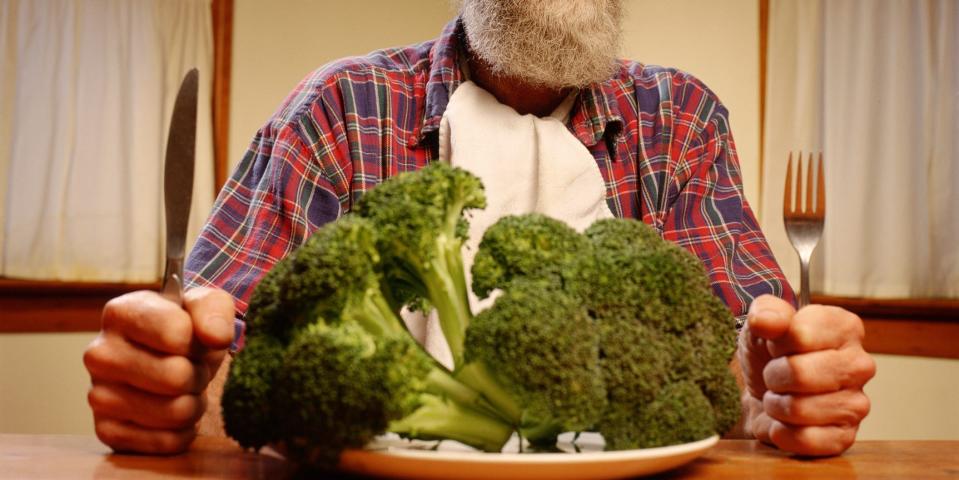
[83, 0, 875, 457]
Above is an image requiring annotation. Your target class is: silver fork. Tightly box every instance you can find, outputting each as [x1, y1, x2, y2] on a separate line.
[783, 152, 825, 307]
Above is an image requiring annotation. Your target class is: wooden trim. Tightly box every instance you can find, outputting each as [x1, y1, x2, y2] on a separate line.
[0, 279, 159, 333]
[757, 0, 769, 213]
[0, 279, 159, 297]
[812, 295, 959, 321]
[211, 0, 234, 194]
[814, 295, 959, 359]
[1, 296, 107, 333]
[862, 319, 959, 359]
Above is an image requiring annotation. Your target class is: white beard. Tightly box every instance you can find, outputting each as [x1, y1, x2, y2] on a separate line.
[459, 0, 624, 88]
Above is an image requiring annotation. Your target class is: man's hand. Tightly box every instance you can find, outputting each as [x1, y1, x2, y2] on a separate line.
[738, 294, 876, 456]
[83, 288, 235, 454]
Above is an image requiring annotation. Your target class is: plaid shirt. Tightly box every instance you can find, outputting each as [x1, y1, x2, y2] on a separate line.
[186, 19, 794, 330]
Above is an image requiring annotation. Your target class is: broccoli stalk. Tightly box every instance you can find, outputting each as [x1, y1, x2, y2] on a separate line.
[353, 163, 486, 366]
[389, 394, 515, 453]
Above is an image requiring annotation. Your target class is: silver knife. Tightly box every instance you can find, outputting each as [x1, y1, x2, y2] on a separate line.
[160, 69, 199, 306]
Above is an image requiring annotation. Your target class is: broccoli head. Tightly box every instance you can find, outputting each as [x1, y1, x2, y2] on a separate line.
[273, 322, 401, 464]
[243, 215, 394, 340]
[463, 279, 607, 445]
[578, 218, 741, 448]
[220, 334, 285, 450]
[470, 214, 591, 298]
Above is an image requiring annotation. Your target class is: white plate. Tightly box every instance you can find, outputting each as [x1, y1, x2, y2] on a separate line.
[339, 433, 718, 480]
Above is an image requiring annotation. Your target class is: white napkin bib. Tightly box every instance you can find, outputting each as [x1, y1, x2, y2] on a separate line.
[403, 80, 614, 368]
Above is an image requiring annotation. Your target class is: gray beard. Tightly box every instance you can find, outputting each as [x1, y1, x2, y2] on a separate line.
[459, 0, 623, 89]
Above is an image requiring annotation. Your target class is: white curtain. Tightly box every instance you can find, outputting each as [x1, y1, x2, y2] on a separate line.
[762, 0, 959, 298]
[0, 0, 214, 282]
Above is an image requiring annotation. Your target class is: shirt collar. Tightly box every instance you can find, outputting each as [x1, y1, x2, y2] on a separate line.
[414, 18, 625, 148]
[569, 71, 628, 147]
[413, 19, 467, 145]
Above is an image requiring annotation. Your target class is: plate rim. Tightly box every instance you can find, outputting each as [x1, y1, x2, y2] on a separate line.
[344, 434, 719, 464]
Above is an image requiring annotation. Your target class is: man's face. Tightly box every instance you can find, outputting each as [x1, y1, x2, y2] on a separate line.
[460, 0, 624, 89]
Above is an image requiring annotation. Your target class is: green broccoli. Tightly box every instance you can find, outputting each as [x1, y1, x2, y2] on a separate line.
[470, 213, 592, 298]
[462, 279, 607, 446]
[466, 214, 740, 449]
[221, 214, 513, 466]
[581, 218, 741, 449]
[464, 215, 606, 444]
[222, 165, 743, 469]
[220, 334, 284, 450]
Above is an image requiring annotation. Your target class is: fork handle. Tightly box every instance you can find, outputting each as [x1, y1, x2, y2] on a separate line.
[161, 257, 184, 306]
[799, 254, 811, 308]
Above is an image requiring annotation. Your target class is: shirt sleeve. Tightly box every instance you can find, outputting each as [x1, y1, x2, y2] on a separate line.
[660, 104, 796, 327]
[184, 121, 342, 318]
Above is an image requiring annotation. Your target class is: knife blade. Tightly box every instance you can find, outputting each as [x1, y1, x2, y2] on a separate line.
[160, 68, 199, 306]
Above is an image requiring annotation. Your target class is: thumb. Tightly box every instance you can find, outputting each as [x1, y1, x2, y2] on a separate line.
[738, 295, 796, 400]
[747, 294, 795, 342]
[183, 287, 236, 353]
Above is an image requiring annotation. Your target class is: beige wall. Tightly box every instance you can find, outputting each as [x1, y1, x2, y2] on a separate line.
[0, 333, 97, 434]
[1, 0, 955, 443]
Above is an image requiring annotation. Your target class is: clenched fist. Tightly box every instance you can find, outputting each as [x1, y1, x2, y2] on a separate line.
[83, 288, 235, 454]
[738, 294, 876, 456]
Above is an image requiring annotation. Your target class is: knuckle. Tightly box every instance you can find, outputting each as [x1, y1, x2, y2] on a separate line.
[847, 349, 877, 384]
[183, 287, 213, 304]
[860, 353, 877, 379]
[754, 294, 784, 308]
[94, 420, 124, 448]
[168, 395, 203, 425]
[804, 304, 830, 317]
[87, 385, 112, 413]
[154, 429, 195, 454]
[161, 356, 198, 393]
[838, 426, 857, 451]
[784, 355, 808, 388]
[185, 287, 234, 310]
[789, 320, 815, 348]
[850, 392, 872, 421]
[832, 307, 865, 341]
[160, 318, 194, 353]
[102, 291, 153, 327]
[785, 396, 807, 421]
[83, 340, 113, 373]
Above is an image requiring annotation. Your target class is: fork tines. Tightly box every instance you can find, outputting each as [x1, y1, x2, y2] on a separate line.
[783, 152, 825, 220]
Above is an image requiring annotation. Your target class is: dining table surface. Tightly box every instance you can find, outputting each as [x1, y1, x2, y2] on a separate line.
[1, 434, 956, 479]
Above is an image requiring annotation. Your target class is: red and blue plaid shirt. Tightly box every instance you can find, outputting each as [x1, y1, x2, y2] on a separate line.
[186, 19, 794, 332]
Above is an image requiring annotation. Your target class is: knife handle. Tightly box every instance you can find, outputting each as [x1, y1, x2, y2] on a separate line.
[161, 257, 184, 306]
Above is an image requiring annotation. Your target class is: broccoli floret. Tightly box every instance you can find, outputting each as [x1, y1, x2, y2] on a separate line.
[610, 380, 717, 449]
[274, 322, 398, 464]
[470, 214, 591, 298]
[352, 162, 486, 365]
[580, 218, 741, 448]
[462, 279, 607, 445]
[220, 334, 285, 450]
[584, 218, 712, 332]
[243, 216, 398, 340]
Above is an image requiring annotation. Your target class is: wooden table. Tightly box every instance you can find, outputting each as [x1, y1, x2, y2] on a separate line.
[1, 435, 956, 479]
